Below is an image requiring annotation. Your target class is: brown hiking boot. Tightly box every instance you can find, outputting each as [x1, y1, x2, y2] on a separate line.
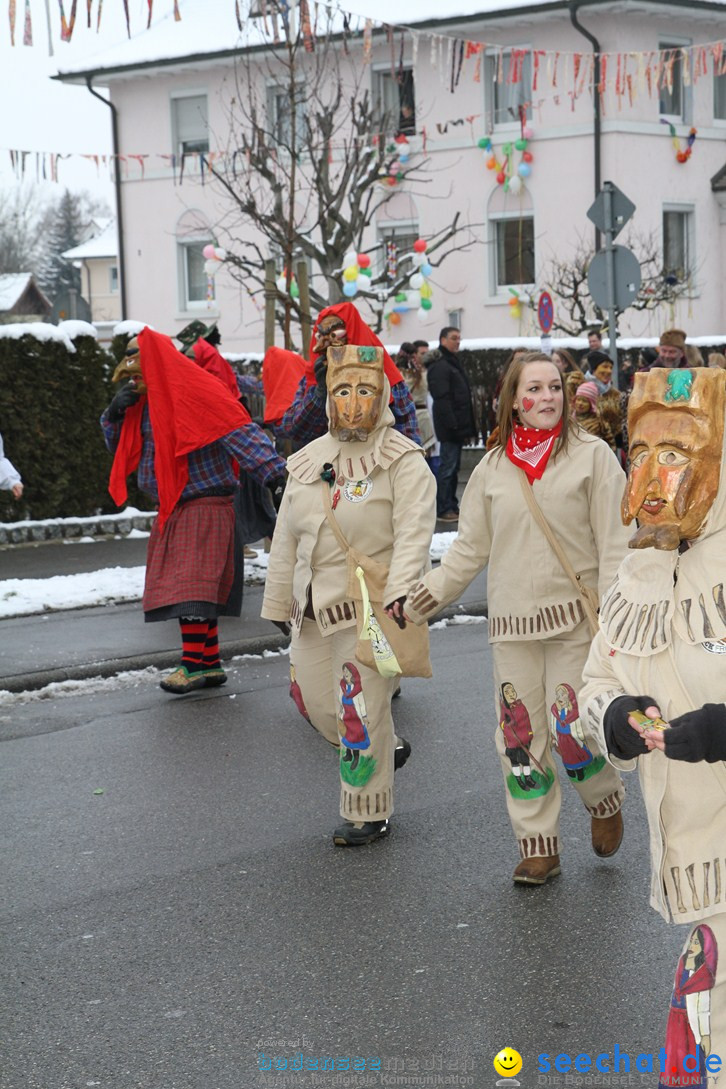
[513, 854, 561, 886]
[159, 666, 207, 695]
[591, 810, 624, 858]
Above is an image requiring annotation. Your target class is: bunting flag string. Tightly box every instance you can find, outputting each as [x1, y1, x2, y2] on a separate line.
[9, 0, 16, 45]
[23, 0, 32, 43]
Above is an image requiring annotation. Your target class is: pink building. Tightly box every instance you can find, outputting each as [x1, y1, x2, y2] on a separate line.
[56, 0, 726, 352]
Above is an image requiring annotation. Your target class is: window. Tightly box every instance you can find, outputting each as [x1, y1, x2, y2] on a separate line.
[378, 223, 419, 279]
[658, 41, 691, 121]
[486, 49, 532, 127]
[447, 310, 462, 330]
[109, 266, 119, 294]
[373, 67, 416, 135]
[179, 242, 215, 308]
[492, 216, 535, 288]
[267, 84, 306, 151]
[663, 208, 694, 283]
[171, 94, 209, 156]
[715, 68, 726, 121]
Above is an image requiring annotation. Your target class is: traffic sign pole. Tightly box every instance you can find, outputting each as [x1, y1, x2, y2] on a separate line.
[603, 183, 619, 384]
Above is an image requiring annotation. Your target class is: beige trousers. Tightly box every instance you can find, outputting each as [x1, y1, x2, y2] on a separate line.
[659, 913, 726, 1088]
[290, 619, 397, 822]
[492, 620, 625, 859]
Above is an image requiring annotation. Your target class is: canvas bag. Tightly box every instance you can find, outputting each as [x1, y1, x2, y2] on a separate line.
[518, 470, 600, 638]
[321, 482, 432, 678]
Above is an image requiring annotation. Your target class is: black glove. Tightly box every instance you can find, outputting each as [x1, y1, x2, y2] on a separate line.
[107, 382, 141, 423]
[385, 596, 407, 630]
[603, 694, 660, 760]
[662, 704, 726, 763]
[271, 620, 291, 638]
[268, 477, 286, 512]
[313, 355, 328, 402]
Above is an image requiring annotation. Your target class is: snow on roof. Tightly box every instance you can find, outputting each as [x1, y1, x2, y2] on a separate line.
[0, 274, 36, 311]
[63, 220, 118, 261]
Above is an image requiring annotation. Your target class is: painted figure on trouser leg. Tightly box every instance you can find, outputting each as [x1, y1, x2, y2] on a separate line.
[403, 352, 630, 884]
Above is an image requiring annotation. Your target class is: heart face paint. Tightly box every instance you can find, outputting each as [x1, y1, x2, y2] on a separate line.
[515, 362, 564, 430]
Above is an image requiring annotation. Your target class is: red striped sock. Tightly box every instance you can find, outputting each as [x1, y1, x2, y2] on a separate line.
[179, 620, 209, 672]
[202, 621, 221, 670]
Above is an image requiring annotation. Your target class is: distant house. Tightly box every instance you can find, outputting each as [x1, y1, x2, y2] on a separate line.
[62, 219, 121, 325]
[0, 274, 52, 324]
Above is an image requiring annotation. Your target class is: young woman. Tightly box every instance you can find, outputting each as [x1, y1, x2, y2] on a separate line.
[400, 352, 631, 884]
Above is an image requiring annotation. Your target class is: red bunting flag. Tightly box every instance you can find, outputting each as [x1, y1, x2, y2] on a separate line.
[9, 0, 16, 45]
[23, 0, 32, 44]
[146, 0, 152, 29]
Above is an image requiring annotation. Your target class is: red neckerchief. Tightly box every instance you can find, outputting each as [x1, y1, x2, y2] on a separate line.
[304, 302, 403, 401]
[506, 419, 563, 485]
[262, 345, 306, 423]
[108, 329, 252, 532]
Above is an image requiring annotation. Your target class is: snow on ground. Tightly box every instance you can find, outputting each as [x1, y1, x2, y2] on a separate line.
[0, 534, 456, 618]
[429, 614, 488, 630]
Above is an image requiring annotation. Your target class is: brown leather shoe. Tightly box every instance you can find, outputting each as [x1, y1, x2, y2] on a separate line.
[513, 854, 561, 886]
[591, 810, 624, 858]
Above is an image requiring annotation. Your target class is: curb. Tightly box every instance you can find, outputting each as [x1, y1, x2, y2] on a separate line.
[0, 601, 488, 694]
[0, 513, 157, 547]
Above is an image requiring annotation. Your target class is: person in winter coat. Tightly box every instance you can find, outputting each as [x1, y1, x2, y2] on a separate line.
[262, 343, 436, 847]
[427, 327, 476, 522]
[580, 366, 726, 1089]
[397, 351, 630, 885]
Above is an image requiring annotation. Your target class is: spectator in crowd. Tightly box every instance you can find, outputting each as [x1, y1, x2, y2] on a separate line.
[0, 432, 22, 499]
[427, 327, 476, 523]
[281, 303, 420, 447]
[403, 351, 629, 884]
[685, 345, 706, 369]
[552, 348, 578, 376]
[639, 347, 659, 371]
[396, 342, 436, 459]
[572, 381, 616, 448]
[708, 352, 726, 370]
[584, 350, 622, 452]
[654, 329, 688, 369]
[587, 329, 604, 352]
[102, 329, 287, 695]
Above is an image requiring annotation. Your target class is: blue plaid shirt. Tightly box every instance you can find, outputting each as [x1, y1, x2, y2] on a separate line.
[101, 404, 286, 503]
[281, 377, 422, 446]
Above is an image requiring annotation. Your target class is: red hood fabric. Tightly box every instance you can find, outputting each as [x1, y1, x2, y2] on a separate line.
[192, 338, 240, 399]
[108, 328, 252, 532]
[263, 346, 306, 423]
[304, 302, 403, 395]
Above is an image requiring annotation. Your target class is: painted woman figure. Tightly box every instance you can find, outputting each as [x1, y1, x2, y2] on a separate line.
[659, 925, 717, 1089]
[339, 662, 370, 771]
[550, 683, 594, 781]
[499, 682, 536, 792]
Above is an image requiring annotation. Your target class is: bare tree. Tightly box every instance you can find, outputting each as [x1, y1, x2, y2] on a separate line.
[206, 2, 477, 346]
[535, 230, 695, 336]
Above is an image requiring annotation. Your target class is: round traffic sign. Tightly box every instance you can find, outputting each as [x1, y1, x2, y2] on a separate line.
[537, 291, 554, 334]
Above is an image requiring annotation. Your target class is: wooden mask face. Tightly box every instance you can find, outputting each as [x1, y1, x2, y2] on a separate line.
[623, 369, 726, 549]
[326, 345, 384, 441]
[111, 336, 146, 394]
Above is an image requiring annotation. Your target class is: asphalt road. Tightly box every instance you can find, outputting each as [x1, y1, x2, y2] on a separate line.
[1, 624, 684, 1089]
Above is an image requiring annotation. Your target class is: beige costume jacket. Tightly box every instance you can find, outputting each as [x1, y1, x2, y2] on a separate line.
[405, 431, 630, 641]
[262, 411, 436, 638]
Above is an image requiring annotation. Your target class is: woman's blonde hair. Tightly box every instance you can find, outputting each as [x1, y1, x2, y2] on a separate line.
[708, 352, 726, 370]
[495, 351, 571, 457]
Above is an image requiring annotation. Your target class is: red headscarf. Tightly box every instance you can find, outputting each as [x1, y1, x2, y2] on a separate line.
[262, 346, 306, 423]
[192, 338, 240, 399]
[304, 302, 403, 393]
[108, 328, 252, 532]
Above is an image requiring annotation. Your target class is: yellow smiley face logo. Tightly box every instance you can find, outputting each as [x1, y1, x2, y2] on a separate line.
[493, 1048, 523, 1078]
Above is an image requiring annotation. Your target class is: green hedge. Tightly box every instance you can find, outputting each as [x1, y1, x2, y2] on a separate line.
[0, 332, 153, 523]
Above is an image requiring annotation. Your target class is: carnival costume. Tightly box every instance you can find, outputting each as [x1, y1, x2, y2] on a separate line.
[262, 343, 435, 845]
[581, 367, 726, 1088]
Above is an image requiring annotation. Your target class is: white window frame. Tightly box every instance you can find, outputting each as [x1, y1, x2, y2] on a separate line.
[266, 81, 306, 152]
[662, 203, 695, 289]
[372, 64, 416, 135]
[714, 65, 726, 124]
[488, 212, 536, 295]
[109, 266, 119, 294]
[178, 239, 215, 312]
[447, 309, 463, 331]
[485, 46, 533, 130]
[658, 38, 692, 124]
[377, 220, 419, 281]
[170, 90, 209, 158]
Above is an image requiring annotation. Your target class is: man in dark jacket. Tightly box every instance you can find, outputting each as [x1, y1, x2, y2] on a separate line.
[427, 327, 476, 522]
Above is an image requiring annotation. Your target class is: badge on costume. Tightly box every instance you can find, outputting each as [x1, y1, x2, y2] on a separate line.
[343, 478, 373, 503]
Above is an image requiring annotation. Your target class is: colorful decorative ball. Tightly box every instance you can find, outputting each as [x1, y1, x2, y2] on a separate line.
[413, 239, 428, 253]
[523, 125, 534, 139]
[510, 306, 521, 319]
[496, 170, 506, 184]
[502, 142, 513, 156]
[357, 254, 371, 269]
[290, 282, 300, 299]
[420, 262, 433, 277]
[522, 150, 533, 163]
[388, 312, 401, 325]
[508, 296, 519, 307]
[417, 307, 428, 322]
[420, 298, 433, 311]
[360, 267, 373, 278]
[410, 273, 424, 290]
[343, 265, 359, 282]
[676, 151, 689, 163]
[514, 139, 527, 151]
[343, 250, 357, 267]
[214, 247, 227, 260]
[486, 156, 497, 170]
[412, 253, 426, 268]
[204, 259, 218, 276]
[517, 162, 532, 178]
[356, 276, 369, 292]
[508, 175, 523, 195]
[202, 244, 216, 260]
[419, 282, 432, 299]
[478, 137, 492, 150]
[395, 292, 407, 302]
[343, 282, 358, 297]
